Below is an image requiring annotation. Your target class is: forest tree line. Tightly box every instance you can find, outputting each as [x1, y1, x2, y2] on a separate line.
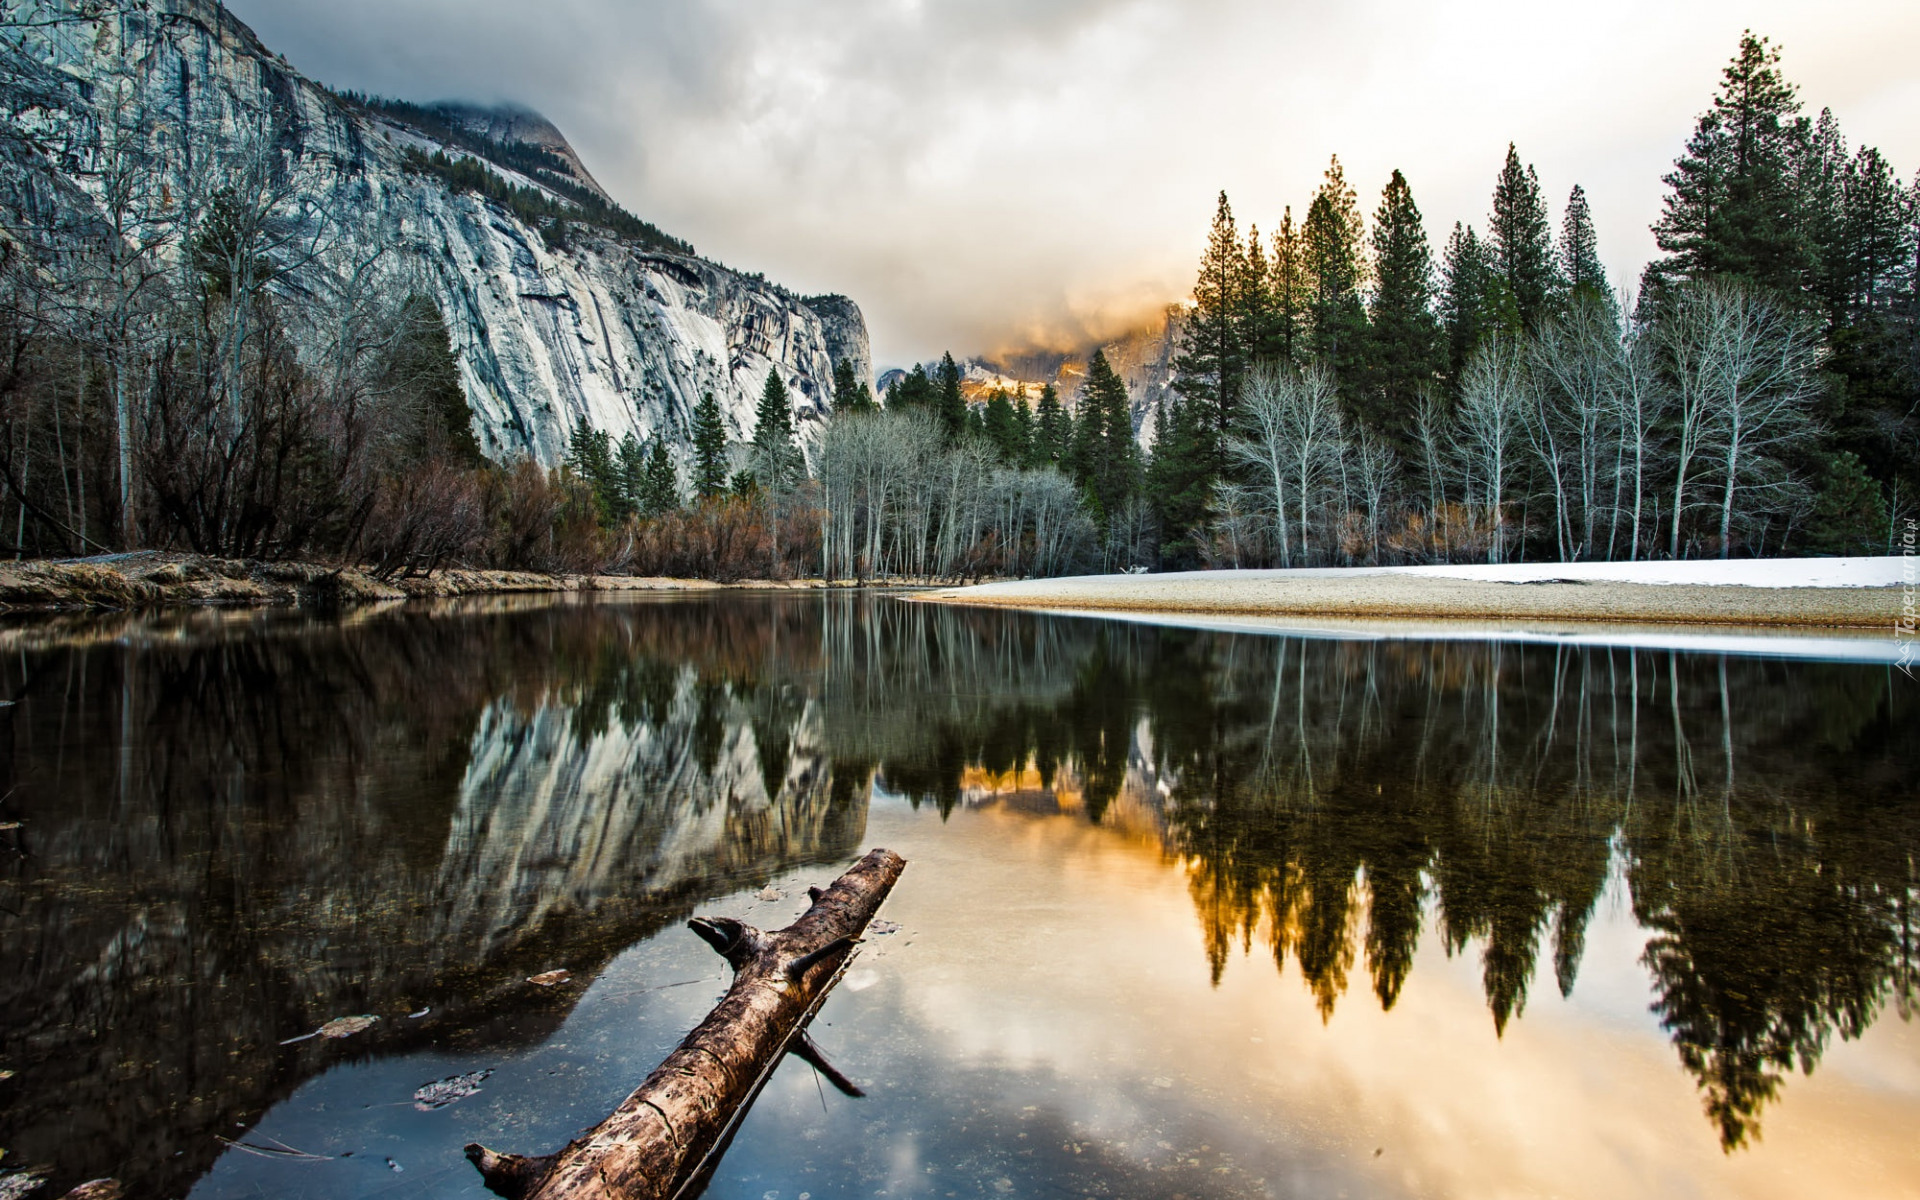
[602, 31, 1917, 577]
[3, 28, 1911, 579]
[1109, 32, 1915, 566]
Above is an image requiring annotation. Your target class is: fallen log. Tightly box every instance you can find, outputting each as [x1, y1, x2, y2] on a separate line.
[466, 848, 907, 1200]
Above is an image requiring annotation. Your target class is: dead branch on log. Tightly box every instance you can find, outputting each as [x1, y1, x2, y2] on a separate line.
[466, 847, 907, 1200]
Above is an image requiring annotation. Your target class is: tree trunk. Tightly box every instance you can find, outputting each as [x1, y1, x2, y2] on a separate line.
[466, 848, 908, 1200]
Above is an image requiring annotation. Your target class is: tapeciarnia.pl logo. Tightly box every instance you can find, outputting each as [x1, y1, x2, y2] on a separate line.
[1899, 518, 1917, 679]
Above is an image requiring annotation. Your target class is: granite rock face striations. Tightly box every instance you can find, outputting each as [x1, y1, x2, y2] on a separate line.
[0, 0, 871, 466]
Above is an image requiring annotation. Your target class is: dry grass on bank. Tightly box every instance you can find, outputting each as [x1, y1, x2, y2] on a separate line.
[0, 553, 726, 614]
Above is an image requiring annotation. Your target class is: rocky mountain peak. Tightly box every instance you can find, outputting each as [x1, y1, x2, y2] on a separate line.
[387, 99, 617, 206]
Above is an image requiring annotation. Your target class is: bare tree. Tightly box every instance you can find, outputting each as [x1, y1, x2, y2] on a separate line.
[1411, 385, 1454, 561]
[1454, 331, 1528, 563]
[1662, 281, 1823, 557]
[1227, 365, 1295, 565]
[1229, 364, 1346, 566]
[1608, 300, 1669, 561]
[1531, 297, 1622, 560]
[1352, 426, 1399, 564]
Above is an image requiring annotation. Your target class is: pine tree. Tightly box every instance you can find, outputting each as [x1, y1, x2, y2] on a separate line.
[1644, 112, 1729, 304]
[1489, 144, 1559, 328]
[1239, 224, 1278, 366]
[616, 432, 647, 516]
[981, 389, 1023, 463]
[1067, 350, 1139, 527]
[1441, 223, 1497, 388]
[565, 416, 620, 521]
[1365, 169, 1443, 437]
[1145, 394, 1214, 567]
[1173, 191, 1247, 461]
[640, 438, 680, 516]
[690, 390, 730, 499]
[1823, 144, 1917, 486]
[1092, 350, 1139, 521]
[1714, 32, 1808, 292]
[1303, 156, 1370, 385]
[1268, 208, 1310, 368]
[382, 294, 484, 466]
[886, 363, 936, 414]
[1798, 108, 1851, 320]
[1031, 383, 1070, 468]
[1011, 389, 1036, 462]
[1647, 32, 1807, 300]
[1841, 146, 1911, 315]
[831, 358, 875, 413]
[936, 352, 967, 440]
[1559, 185, 1609, 307]
[751, 368, 800, 491]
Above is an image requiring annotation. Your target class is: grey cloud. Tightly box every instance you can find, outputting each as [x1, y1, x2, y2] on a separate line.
[228, 0, 1920, 370]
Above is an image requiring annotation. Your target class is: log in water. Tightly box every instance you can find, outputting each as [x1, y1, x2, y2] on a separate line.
[465, 848, 908, 1200]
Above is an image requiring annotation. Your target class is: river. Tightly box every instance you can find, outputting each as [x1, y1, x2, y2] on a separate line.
[0, 594, 1914, 1199]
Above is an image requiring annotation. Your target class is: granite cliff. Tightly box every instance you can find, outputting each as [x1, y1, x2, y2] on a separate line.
[0, 0, 870, 467]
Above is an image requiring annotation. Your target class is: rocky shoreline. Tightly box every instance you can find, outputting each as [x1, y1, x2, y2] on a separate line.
[0, 553, 733, 615]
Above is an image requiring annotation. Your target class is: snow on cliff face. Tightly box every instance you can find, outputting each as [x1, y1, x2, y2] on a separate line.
[1, 0, 871, 467]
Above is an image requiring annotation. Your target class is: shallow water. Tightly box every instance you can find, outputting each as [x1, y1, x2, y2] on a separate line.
[0, 594, 1914, 1199]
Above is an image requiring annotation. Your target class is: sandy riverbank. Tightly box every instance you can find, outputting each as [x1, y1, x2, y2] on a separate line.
[915, 558, 1910, 630]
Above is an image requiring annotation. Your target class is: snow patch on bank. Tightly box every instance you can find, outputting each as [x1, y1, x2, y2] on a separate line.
[989, 556, 1907, 592]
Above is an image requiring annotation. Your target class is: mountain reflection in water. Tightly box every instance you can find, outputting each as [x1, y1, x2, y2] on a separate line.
[0, 599, 866, 1197]
[0, 594, 1912, 1198]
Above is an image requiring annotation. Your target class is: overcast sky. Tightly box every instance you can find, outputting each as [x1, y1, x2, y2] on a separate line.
[227, 0, 1920, 370]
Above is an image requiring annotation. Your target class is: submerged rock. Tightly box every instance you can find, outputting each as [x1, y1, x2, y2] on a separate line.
[413, 1069, 493, 1111]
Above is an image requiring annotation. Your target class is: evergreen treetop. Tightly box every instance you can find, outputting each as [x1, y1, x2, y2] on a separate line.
[1303, 156, 1369, 381]
[1068, 349, 1139, 529]
[1490, 144, 1559, 328]
[1267, 208, 1310, 368]
[691, 389, 730, 499]
[1558, 185, 1608, 306]
[1647, 32, 1808, 300]
[639, 438, 680, 516]
[831, 358, 876, 413]
[1441, 222, 1497, 387]
[750, 368, 801, 491]
[1365, 169, 1443, 435]
[1173, 190, 1249, 455]
[1031, 383, 1071, 468]
[936, 352, 967, 440]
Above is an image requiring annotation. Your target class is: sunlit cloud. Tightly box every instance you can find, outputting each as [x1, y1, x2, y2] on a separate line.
[228, 0, 1920, 369]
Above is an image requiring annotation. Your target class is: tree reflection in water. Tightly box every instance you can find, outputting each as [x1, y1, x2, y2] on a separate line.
[850, 602, 1918, 1152]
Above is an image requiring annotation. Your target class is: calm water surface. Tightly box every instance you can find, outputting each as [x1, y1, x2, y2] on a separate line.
[0, 595, 1915, 1199]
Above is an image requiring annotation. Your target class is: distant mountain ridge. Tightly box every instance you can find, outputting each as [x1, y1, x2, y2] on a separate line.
[0, 0, 870, 467]
[880, 305, 1185, 446]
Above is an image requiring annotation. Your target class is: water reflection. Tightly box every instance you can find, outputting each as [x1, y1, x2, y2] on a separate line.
[832, 603, 1919, 1151]
[0, 600, 864, 1197]
[0, 596, 1912, 1199]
